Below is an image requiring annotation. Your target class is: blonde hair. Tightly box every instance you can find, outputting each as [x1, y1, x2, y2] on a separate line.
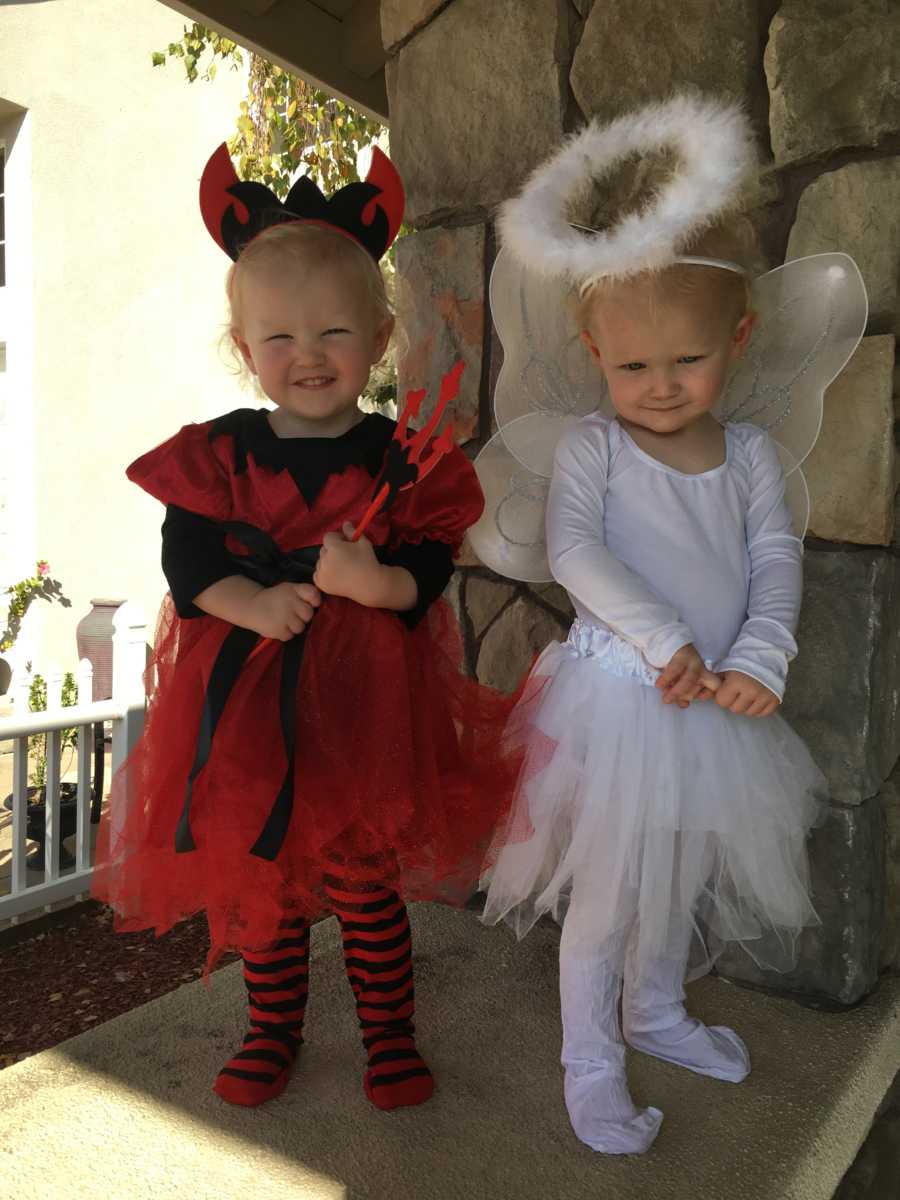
[222, 221, 393, 383]
[579, 219, 761, 332]
[228, 221, 392, 328]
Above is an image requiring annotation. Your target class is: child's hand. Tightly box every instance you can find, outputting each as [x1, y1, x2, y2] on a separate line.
[715, 671, 780, 717]
[245, 582, 321, 642]
[314, 523, 387, 606]
[656, 644, 722, 708]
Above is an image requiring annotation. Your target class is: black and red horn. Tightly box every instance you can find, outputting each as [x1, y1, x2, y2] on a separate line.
[199, 143, 405, 262]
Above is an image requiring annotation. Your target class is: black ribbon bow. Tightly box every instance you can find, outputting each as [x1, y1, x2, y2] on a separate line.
[174, 523, 320, 862]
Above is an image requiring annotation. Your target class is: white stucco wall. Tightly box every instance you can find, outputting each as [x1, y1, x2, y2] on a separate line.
[0, 0, 248, 679]
[0, 105, 35, 663]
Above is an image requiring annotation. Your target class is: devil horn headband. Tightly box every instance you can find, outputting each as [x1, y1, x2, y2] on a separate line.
[200, 143, 405, 262]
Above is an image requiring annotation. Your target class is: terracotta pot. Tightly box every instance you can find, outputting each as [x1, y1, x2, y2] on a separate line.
[76, 599, 125, 701]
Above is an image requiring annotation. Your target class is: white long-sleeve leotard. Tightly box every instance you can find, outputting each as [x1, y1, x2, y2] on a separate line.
[546, 415, 802, 698]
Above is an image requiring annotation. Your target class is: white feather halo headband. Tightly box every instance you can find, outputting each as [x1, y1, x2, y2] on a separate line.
[498, 94, 757, 289]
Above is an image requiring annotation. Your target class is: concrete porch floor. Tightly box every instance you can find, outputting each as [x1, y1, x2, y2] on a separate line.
[1, 903, 899, 1200]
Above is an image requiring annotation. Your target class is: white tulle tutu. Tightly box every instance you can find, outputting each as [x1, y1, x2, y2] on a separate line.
[482, 623, 825, 981]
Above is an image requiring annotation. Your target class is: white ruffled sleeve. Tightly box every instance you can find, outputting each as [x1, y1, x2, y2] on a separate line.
[546, 418, 695, 669]
[716, 429, 803, 698]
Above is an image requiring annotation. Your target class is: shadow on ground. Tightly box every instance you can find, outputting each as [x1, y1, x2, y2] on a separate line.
[2, 904, 899, 1200]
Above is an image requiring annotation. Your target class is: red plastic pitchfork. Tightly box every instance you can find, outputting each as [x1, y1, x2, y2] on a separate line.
[350, 360, 465, 542]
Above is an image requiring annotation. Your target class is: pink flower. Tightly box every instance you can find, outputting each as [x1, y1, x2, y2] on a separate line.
[37, 562, 49, 577]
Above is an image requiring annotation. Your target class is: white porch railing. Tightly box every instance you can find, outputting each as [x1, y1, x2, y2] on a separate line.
[0, 601, 147, 923]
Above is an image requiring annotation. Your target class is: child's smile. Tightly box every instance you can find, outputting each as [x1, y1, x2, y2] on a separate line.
[293, 374, 336, 388]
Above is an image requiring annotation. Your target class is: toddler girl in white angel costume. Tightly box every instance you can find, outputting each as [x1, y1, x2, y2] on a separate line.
[477, 96, 866, 1155]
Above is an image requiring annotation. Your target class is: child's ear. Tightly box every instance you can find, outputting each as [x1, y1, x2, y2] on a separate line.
[581, 328, 603, 365]
[232, 330, 257, 374]
[731, 312, 756, 358]
[372, 316, 395, 362]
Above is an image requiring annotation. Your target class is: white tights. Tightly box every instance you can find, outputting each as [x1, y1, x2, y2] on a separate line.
[559, 894, 750, 1155]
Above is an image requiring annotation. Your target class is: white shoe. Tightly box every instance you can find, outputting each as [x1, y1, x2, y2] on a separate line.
[625, 1017, 750, 1083]
[564, 1062, 663, 1155]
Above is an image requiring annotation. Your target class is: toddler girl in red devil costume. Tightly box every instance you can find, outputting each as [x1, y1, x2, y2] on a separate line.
[92, 143, 519, 1111]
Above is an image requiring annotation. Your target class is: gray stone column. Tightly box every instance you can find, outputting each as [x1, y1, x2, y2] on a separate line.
[717, 1, 900, 1005]
[718, 550, 900, 1003]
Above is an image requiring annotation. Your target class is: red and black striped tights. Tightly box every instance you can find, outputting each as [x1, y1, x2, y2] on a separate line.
[213, 877, 433, 1110]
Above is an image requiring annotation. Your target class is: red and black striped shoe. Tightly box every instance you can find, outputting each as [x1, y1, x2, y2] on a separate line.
[213, 920, 310, 1107]
[325, 878, 434, 1111]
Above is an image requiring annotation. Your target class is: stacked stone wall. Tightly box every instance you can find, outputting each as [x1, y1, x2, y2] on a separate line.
[382, 0, 900, 1005]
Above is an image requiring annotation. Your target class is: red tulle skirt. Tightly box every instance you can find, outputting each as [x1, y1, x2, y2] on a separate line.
[92, 595, 522, 968]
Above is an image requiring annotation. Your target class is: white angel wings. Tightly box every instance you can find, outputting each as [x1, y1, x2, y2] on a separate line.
[469, 251, 869, 583]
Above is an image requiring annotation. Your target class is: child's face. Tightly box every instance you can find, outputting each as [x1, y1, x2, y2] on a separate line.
[232, 258, 392, 436]
[582, 292, 753, 435]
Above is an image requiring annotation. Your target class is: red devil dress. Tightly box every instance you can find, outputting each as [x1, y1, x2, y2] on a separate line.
[93, 408, 519, 966]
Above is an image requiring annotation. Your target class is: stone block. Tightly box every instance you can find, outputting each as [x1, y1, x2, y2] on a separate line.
[788, 159, 900, 334]
[882, 767, 900, 972]
[381, 0, 450, 53]
[476, 595, 567, 694]
[465, 575, 516, 639]
[386, 0, 568, 225]
[766, 0, 900, 167]
[454, 534, 483, 569]
[529, 581, 574, 624]
[718, 793, 884, 1005]
[804, 337, 897, 546]
[783, 547, 900, 804]
[571, 0, 761, 121]
[394, 224, 485, 444]
[442, 571, 463, 628]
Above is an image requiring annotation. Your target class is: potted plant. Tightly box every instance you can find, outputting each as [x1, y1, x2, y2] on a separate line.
[0, 560, 70, 695]
[2, 670, 91, 870]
